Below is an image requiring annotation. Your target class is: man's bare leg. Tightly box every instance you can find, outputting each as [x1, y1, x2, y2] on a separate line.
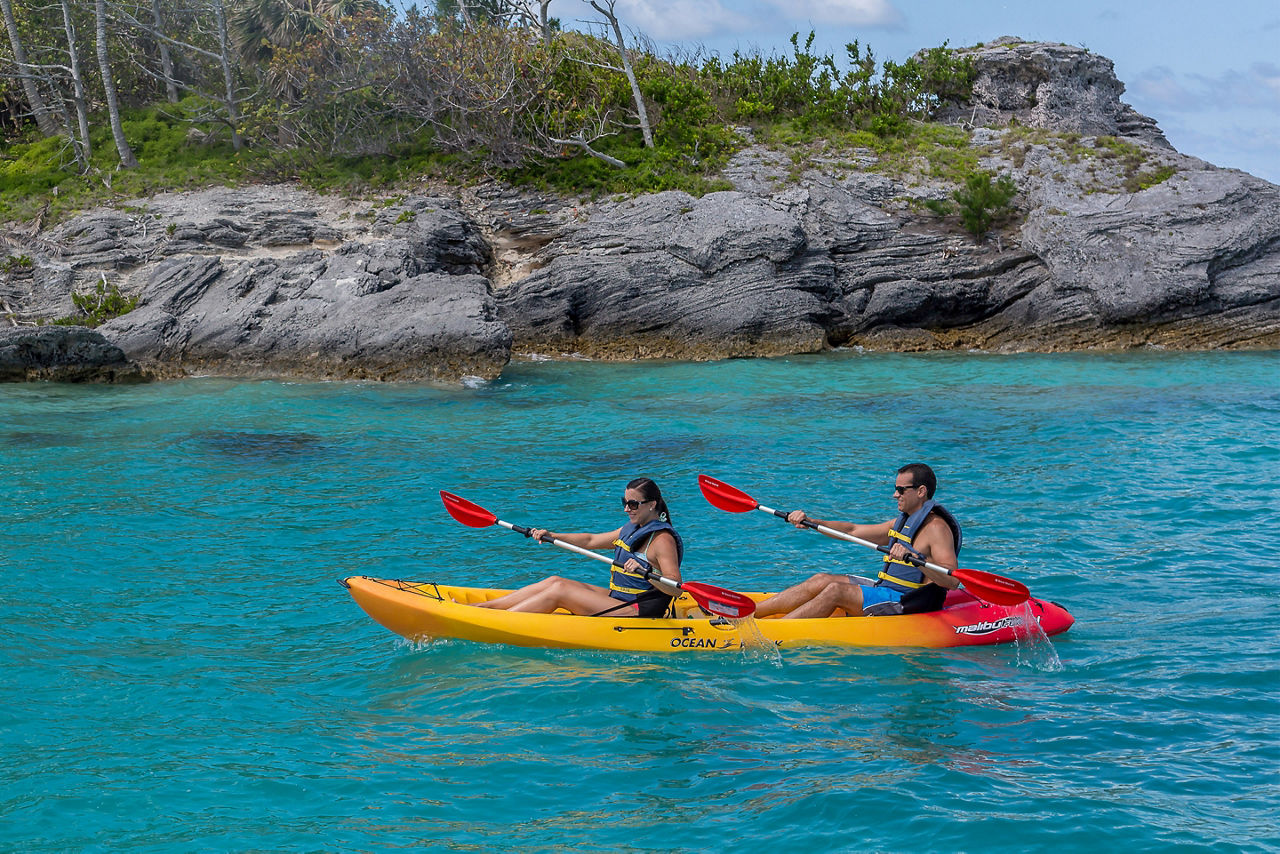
[782, 580, 866, 619]
[755, 573, 853, 618]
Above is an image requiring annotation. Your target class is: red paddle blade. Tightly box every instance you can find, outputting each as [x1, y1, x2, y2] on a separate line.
[697, 475, 759, 514]
[683, 582, 757, 619]
[440, 491, 498, 528]
[954, 567, 1030, 606]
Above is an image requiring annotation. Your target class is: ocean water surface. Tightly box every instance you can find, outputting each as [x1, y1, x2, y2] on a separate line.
[3, 351, 1278, 851]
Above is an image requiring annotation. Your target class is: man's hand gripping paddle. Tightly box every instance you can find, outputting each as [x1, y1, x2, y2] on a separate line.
[696, 475, 1030, 606]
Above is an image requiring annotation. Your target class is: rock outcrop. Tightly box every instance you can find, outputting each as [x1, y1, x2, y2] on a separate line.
[4, 189, 510, 382]
[2, 38, 1278, 383]
[494, 39, 1280, 356]
[934, 36, 1171, 147]
[0, 326, 145, 382]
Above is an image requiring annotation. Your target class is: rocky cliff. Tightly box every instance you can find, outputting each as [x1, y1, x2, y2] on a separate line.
[3, 37, 1277, 383]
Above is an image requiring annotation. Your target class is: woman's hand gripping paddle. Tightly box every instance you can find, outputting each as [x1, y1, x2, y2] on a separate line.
[439, 490, 757, 618]
[696, 475, 1030, 606]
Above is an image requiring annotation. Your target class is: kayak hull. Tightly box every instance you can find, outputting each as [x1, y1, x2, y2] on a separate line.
[341, 576, 1074, 652]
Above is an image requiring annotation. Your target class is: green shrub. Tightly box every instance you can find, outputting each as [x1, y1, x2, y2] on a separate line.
[52, 279, 139, 327]
[2, 254, 34, 273]
[952, 170, 1019, 243]
[0, 30, 979, 208]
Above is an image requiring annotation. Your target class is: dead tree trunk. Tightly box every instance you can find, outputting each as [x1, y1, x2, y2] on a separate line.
[60, 0, 93, 169]
[0, 0, 61, 135]
[151, 0, 179, 102]
[539, 0, 553, 45]
[588, 0, 652, 148]
[95, 0, 138, 167]
[211, 0, 242, 150]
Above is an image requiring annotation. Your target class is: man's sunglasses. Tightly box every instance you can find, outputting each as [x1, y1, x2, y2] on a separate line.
[893, 484, 920, 495]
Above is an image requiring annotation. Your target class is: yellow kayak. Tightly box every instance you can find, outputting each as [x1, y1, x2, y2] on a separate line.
[341, 576, 1075, 652]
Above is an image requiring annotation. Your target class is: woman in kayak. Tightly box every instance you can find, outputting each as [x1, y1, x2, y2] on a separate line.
[474, 477, 683, 617]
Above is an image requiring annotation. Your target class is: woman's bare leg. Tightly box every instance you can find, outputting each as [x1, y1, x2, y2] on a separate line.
[476, 576, 562, 609]
[507, 577, 634, 616]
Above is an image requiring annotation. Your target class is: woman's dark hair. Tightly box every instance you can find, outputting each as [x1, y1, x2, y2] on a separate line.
[627, 477, 672, 523]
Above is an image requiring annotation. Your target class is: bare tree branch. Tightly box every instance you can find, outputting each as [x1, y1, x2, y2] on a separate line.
[586, 0, 651, 147]
[548, 130, 625, 167]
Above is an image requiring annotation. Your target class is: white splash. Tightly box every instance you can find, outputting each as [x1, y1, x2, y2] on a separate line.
[1011, 600, 1064, 672]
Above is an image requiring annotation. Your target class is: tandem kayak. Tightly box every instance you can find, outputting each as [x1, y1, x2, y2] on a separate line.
[341, 576, 1074, 652]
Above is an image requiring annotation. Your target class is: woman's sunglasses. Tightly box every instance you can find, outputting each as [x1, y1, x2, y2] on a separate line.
[621, 498, 655, 510]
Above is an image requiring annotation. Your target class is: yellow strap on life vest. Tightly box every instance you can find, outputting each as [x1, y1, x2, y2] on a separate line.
[609, 555, 648, 595]
[612, 538, 631, 551]
[877, 569, 927, 589]
[887, 528, 911, 543]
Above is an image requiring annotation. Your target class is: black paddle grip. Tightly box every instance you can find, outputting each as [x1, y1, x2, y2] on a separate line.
[773, 508, 821, 530]
[877, 544, 924, 567]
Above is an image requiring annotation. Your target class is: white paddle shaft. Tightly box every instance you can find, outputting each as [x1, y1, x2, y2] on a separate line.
[497, 519, 683, 596]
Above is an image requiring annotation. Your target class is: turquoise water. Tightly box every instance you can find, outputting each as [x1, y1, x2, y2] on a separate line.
[3, 351, 1278, 851]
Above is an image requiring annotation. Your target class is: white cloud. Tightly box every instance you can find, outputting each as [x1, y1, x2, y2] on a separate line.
[1163, 119, 1280, 184]
[1130, 67, 1201, 109]
[1255, 62, 1280, 101]
[1132, 63, 1280, 112]
[762, 0, 902, 27]
[598, 0, 902, 41]
[608, 0, 753, 40]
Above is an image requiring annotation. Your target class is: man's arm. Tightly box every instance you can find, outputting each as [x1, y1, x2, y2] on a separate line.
[909, 516, 960, 589]
[786, 511, 894, 546]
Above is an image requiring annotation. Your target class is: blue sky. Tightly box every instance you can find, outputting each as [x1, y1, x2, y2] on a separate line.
[566, 0, 1280, 183]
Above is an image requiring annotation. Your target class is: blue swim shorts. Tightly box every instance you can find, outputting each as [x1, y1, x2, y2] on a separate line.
[858, 584, 903, 609]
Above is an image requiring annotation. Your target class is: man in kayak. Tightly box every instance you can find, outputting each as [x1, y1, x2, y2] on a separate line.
[754, 463, 962, 619]
[473, 477, 683, 617]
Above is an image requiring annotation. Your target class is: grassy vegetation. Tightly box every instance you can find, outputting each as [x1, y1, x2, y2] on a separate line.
[1, 105, 974, 222]
[499, 138, 737, 198]
[0, 104, 247, 222]
[996, 126, 1177, 193]
[0, 103, 744, 222]
[2, 253, 34, 273]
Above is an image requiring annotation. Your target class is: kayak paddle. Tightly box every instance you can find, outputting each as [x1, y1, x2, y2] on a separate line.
[696, 474, 1030, 606]
[439, 490, 757, 619]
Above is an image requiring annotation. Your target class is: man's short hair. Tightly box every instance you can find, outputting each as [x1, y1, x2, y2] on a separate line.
[898, 463, 937, 498]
